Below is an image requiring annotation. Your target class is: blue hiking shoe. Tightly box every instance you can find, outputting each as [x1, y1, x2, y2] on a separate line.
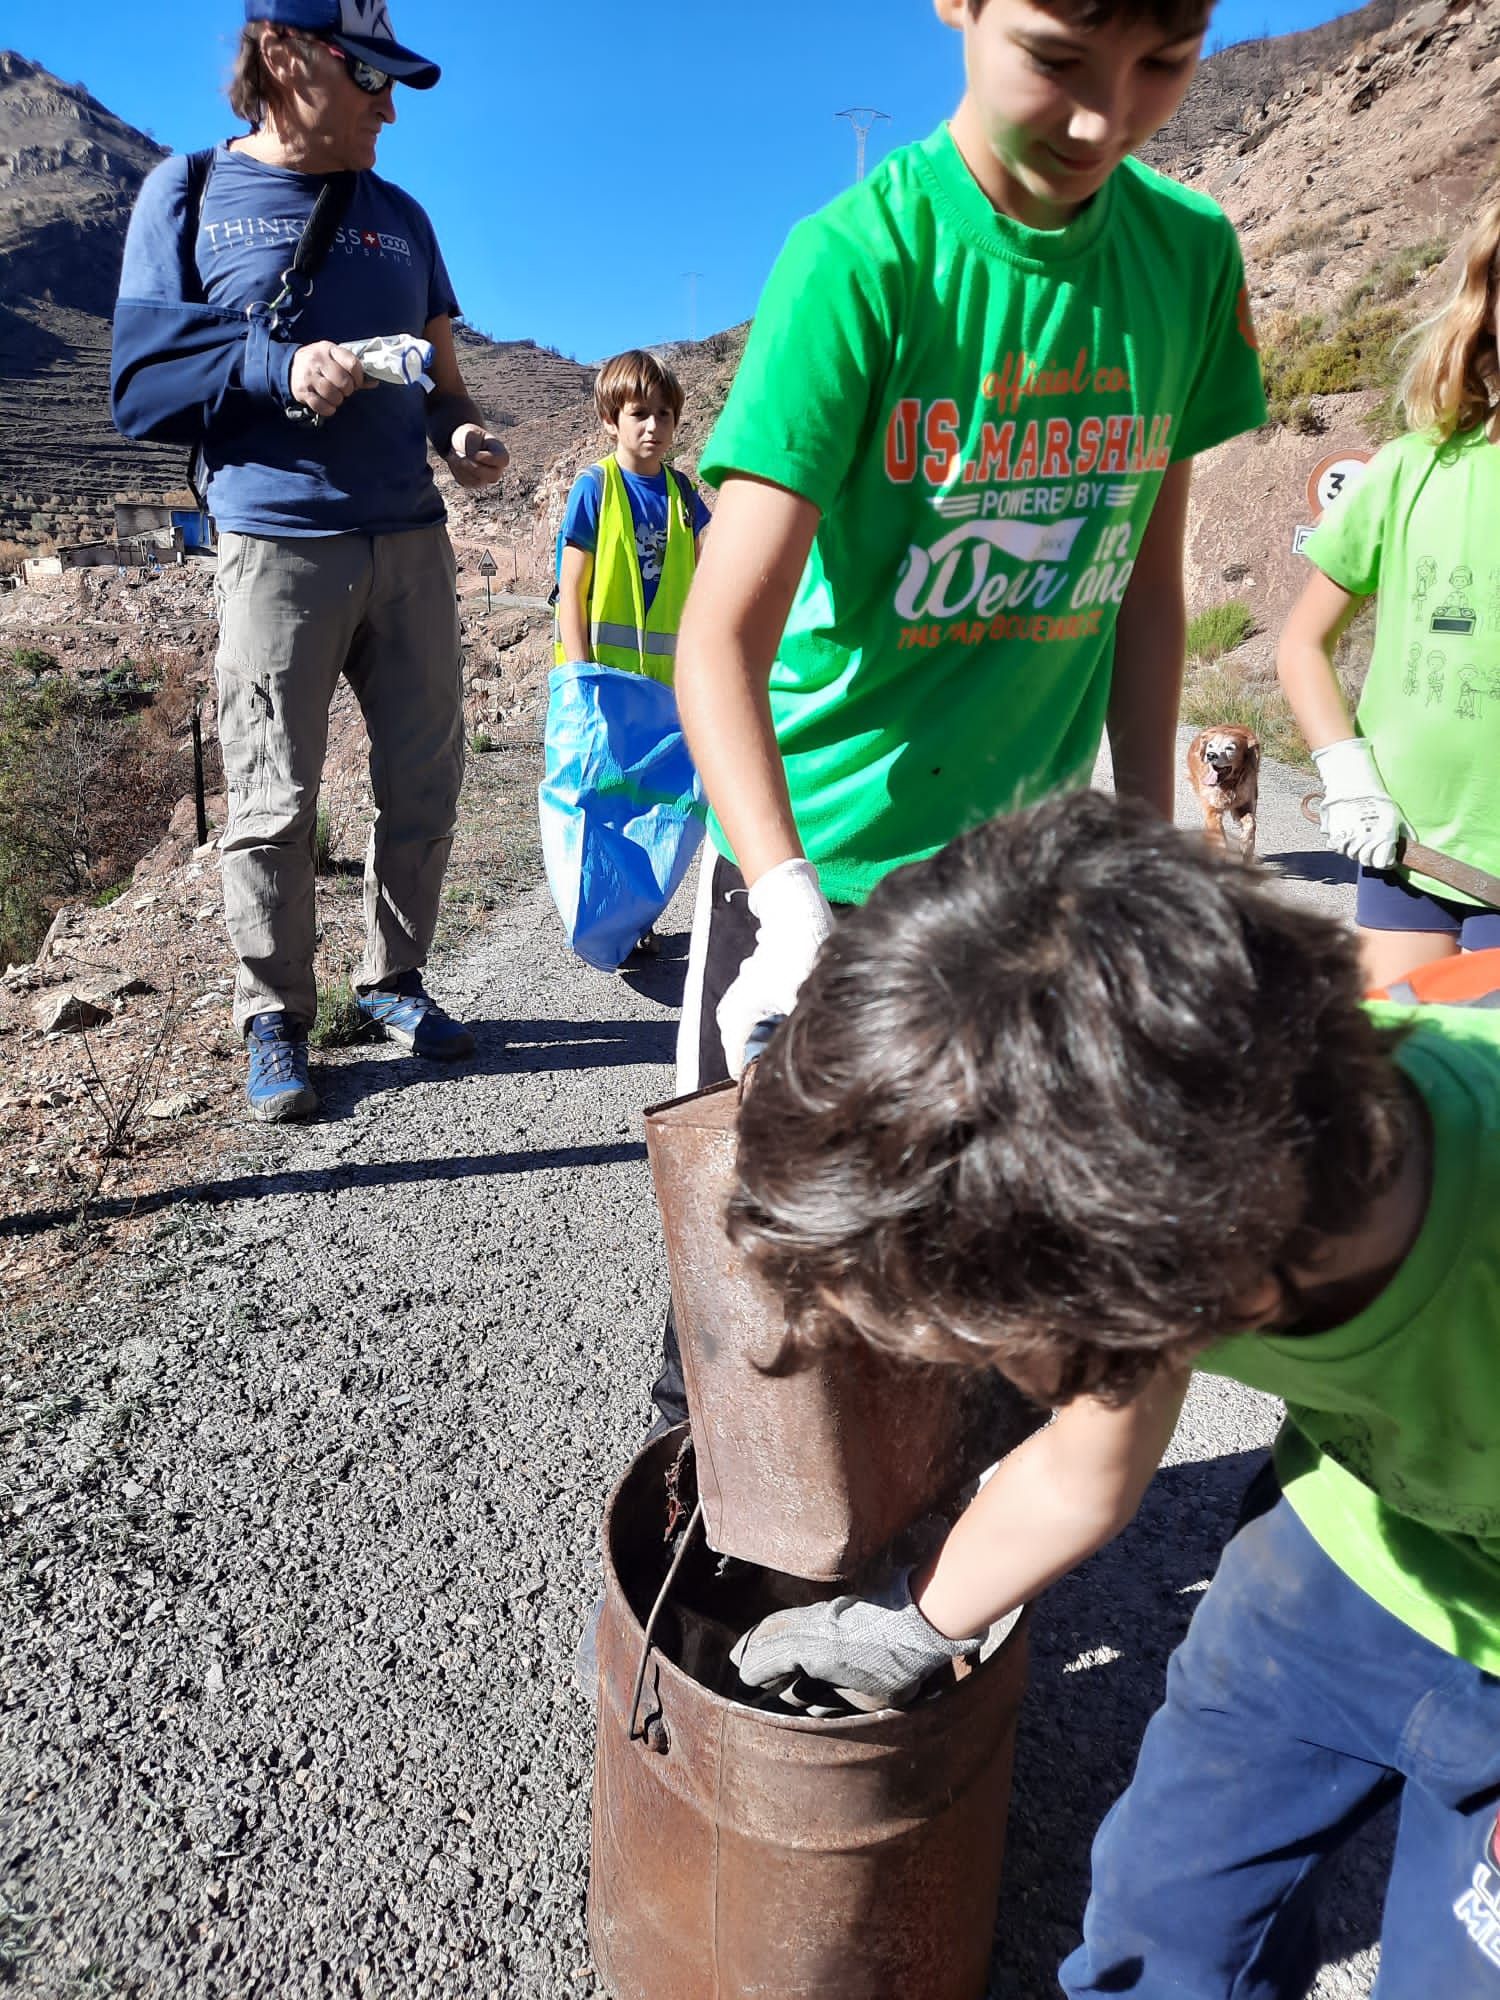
[244, 1012, 319, 1122]
[355, 972, 475, 1060]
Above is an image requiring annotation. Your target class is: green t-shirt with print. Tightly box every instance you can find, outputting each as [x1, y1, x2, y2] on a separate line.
[698, 123, 1267, 902]
[1199, 1000, 1500, 1674]
[1303, 425, 1500, 905]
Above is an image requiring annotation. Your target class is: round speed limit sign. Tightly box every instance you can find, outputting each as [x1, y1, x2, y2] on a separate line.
[1307, 452, 1371, 520]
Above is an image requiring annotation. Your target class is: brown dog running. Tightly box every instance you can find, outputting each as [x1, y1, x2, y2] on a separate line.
[1186, 726, 1259, 859]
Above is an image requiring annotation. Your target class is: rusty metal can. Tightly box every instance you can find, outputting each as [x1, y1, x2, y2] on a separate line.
[589, 1432, 1031, 2000]
[645, 1078, 1040, 1581]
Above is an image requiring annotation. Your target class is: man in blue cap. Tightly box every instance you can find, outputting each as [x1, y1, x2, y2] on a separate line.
[112, 3, 506, 1120]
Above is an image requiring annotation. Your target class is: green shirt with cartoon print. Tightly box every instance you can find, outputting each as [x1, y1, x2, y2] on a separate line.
[1201, 1001, 1500, 1674]
[1303, 425, 1500, 905]
[699, 122, 1267, 902]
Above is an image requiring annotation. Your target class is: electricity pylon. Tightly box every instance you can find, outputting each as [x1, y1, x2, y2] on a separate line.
[836, 107, 890, 183]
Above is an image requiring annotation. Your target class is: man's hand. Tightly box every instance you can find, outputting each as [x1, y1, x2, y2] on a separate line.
[444, 422, 509, 489]
[1311, 737, 1406, 870]
[716, 857, 833, 1076]
[731, 1565, 980, 1710]
[289, 341, 367, 420]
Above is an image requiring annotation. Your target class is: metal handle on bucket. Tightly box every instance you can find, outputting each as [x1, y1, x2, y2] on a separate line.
[626, 1498, 705, 1745]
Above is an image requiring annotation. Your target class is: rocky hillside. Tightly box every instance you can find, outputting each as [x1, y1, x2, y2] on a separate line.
[1177, 0, 1498, 646]
[0, 51, 180, 541]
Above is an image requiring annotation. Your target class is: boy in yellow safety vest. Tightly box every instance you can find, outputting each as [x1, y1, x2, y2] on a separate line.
[554, 350, 711, 686]
[543, 350, 711, 966]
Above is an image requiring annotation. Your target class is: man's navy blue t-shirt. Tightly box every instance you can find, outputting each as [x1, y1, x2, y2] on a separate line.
[118, 144, 460, 537]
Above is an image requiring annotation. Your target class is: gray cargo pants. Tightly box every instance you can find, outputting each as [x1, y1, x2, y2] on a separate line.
[214, 525, 465, 1033]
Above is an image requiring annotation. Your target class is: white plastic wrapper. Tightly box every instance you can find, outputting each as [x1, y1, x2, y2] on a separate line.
[343, 333, 435, 393]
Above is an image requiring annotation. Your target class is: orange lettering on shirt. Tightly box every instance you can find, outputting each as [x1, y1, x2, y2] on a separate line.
[1013, 421, 1041, 482]
[885, 399, 921, 484]
[1076, 416, 1103, 477]
[976, 422, 1014, 482]
[1099, 415, 1133, 475]
[1042, 420, 1073, 479]
[923, 400, 962, 484]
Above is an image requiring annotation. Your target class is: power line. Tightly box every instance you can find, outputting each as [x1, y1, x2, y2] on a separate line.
[836, 106, 890, 183]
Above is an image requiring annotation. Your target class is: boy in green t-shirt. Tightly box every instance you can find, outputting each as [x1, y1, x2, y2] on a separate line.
[647, 0, 1266, 1427]
[727, 789, 1500, 1996]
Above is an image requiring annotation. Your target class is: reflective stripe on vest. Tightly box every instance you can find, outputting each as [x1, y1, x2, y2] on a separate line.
[553, 455, 695, 684]
[592, 622, 677, 658]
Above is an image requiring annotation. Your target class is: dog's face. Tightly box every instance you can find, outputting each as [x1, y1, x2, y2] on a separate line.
[1190, 727, 1259, 793]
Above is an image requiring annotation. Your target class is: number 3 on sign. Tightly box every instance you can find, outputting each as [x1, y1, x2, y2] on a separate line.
[1307, 452, 1372, 520]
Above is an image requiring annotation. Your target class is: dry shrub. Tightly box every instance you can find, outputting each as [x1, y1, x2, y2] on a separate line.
[0, 652, 219, 965]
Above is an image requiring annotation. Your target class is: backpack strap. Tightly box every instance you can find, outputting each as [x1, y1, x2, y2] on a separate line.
[179, 147, 215, 304]
[668, 464, 699, 534]
[668, 465, 695, 510]
[261, 171, 357, 330]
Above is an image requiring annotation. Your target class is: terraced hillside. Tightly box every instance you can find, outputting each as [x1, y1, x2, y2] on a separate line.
[0, 51, 179, 542]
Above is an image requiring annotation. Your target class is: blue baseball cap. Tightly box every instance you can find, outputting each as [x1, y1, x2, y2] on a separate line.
[244, 0, 441, 89]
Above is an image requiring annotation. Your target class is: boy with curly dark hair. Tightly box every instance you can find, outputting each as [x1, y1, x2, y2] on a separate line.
[730, 789, 1500, 1998]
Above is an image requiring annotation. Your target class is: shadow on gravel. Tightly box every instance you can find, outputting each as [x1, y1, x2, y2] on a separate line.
[1266, 848, 1359, 888]
[616, 928, 691, 1008]
[992, 1446, 1389, 1992]
[0, 1140, 647, 1238]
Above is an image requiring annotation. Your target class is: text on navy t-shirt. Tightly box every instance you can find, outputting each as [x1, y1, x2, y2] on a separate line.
[118, 144, 460, 537]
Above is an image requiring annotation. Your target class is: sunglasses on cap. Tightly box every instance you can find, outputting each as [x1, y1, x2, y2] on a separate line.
[322, 41, 393, 94]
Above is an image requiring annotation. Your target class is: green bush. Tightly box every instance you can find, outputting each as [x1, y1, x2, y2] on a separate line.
[0, 663, 177, 967]
[1258, 238, 1449, 433]
[1344, 238, 1448, 311]
[1186, 601, 1255, 664]
[312, 805, 334, 875]
[311, 979, 366, 1048]
[9, 648, 59, 677]
[470, 729, 495, 754]
[1262, 303, 1411, 424]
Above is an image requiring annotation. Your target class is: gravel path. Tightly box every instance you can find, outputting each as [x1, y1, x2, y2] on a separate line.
[3, 737, 1385, 1999]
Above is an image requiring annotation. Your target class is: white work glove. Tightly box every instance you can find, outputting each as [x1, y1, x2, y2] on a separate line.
[730, 1564, 981, 1711]
[1311, 738, 1406, 872]
[715, 857, 834, 1077]
[342, 333, 435, 392]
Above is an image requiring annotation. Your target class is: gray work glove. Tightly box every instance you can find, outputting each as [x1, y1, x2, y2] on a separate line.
[730, 1565, 981, 1710]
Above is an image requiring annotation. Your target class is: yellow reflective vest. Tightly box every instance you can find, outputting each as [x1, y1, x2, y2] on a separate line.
[554, 455, 696, 685]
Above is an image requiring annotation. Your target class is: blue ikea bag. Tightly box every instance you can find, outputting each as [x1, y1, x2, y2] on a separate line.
[538, 662, 706, 971]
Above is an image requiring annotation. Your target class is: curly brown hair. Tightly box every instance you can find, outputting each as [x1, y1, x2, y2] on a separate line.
[728, 791, 1410, 1407]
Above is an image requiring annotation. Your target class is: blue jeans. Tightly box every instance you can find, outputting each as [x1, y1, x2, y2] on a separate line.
[1060, 1483, 1500, 1998]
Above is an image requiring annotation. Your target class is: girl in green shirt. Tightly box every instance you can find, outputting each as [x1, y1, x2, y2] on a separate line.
[1280, 185, 1500, 990]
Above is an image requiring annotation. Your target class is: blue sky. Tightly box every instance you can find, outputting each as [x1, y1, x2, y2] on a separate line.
[17, 1, 1351, 360]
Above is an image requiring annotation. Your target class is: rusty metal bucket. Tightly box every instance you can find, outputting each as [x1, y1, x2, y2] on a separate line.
[589, 1431, 1031, 2000]
[645, 1078, 1040, 1580]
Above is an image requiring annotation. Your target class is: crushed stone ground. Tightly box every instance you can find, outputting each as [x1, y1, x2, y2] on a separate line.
[3, 736, 1386, 1998]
